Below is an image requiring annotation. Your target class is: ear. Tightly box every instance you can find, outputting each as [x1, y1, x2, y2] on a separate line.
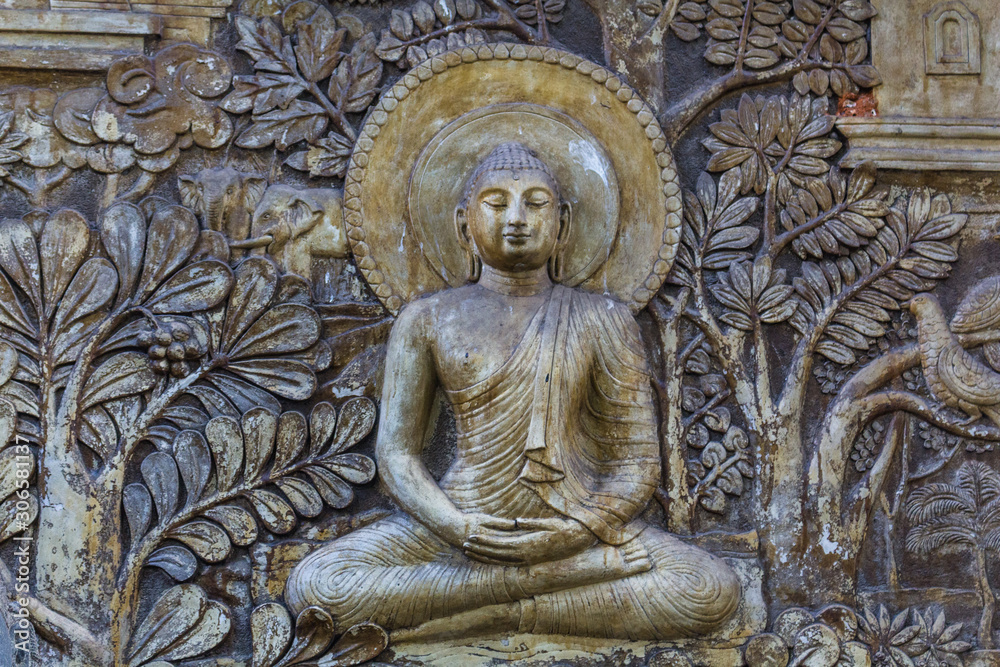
[558, 200, 572, 247]
[178, 175, 201, 211]
[242, 176, 267, 210]
[455, 205, 472, 250]
[289, 195, 323, 231]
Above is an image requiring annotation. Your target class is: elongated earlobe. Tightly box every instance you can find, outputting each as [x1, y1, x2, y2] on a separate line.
[549, 200, 572, 283]
[455, 206, 481, 283]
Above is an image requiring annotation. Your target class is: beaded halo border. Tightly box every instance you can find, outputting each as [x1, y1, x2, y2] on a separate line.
[343, 42, 683, 315]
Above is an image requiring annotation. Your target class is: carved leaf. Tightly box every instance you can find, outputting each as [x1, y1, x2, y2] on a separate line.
[295, 8, 346, 82]
[305, 465, 354, 508]
[158, 600, 231, 661]
[0, 218, 41, 309]
[0, 448, 28, 502]
[175, 430, 212, 507]
[222, 258, 279, 351]
[238, 100, 329, 151]
[227, 358, 317, 401]
[285, 133, 353, 178]
[124, 483, 153, 543]
[205, 416, 245, 493]
[142, 452, 180, 524]
[0, 491, 36, 543]
[318, 623, 389, 667]
[327, 397, 376, 456]
[235, 16, 296, 75]
[221, 74, 308, 116]
[243, 407, 278, 483]
[0, 271, 34, 338]
[186, 384, 241, 419]
[168, 519, 232, 563]
[0, 343, 17, 388]
[309, 402, 337, 456]
[147, 545, 198, 581]
[700, 485, 726, 513]
[145, 261, 234, 315]
[135, 205, 200, 302]
[51, 258, 118, 365]
[280, 479, 325, 518]
[229, 303, 321, 361]
[201, 376, 278, 417]
[80, 352, 156, 411]
[321, 454, 375, 485]
[273, 410, 308, 473]
[247, 488, 297, 533]
[252, 602, 293, 667]
[39, 210, 89, 318]
[127, 584, 207, 667]
[163, 406, 210, 430]
[329, 34, 383, 116]
[274, 606, 336, 667]
[203, 505, 259, 546]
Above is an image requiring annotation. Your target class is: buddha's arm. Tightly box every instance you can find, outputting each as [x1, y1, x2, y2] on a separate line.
[375, 301, 514, 549]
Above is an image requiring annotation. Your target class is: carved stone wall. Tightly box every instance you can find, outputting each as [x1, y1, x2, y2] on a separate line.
[0, 1, 997, 666]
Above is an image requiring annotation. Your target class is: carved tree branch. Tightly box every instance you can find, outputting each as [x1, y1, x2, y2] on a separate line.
[662, 2, 840, 144]
[662, 60, 836, 145]
[810, 332, 1000, 545]
[771, 201, 848, 258]
[649, 288, 696, 533]
[478, 0, 552, 44]
[845, 412, 907, 551]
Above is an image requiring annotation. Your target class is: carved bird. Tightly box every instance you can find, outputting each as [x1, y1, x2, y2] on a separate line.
[908, 292, 1000, 428]
[952, 276, 1000, 334]
[951, 275, 1000, 372]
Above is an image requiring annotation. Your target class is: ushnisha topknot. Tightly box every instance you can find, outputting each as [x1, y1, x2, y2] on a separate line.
[461, 142, 560, 202]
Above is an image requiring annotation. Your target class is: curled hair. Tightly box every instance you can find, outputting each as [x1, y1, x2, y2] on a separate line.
[459, 142, 560, 206]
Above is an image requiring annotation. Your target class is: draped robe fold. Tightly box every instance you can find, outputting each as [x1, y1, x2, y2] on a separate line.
[285, 286, 740, 639]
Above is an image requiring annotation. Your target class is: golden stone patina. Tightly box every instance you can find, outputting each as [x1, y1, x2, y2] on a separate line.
[285, 140, 740, 643]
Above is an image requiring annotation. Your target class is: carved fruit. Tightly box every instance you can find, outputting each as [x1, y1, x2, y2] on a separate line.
[139, 321, 204, 376]
[744, 633, 789, 667]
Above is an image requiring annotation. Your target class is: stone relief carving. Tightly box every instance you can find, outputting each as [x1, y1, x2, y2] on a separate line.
[0, 0, 998, 666]
[923, 0, 981, 76]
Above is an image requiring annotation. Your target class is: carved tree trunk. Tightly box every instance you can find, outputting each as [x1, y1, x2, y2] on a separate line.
[35, 427, 121, 666]
[975, 548, 996, 650]
[580, 0, 668, 113]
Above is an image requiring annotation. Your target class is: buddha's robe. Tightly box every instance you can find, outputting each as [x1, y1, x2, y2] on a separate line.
[285, 286, 740, 639]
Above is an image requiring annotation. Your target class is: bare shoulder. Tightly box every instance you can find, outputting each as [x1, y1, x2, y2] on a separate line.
[389, 286, 481, 344]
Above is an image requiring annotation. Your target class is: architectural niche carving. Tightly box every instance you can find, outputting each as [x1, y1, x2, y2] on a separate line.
[923, 0, 981, 76]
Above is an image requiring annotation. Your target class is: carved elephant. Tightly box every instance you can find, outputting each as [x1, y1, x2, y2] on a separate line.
[250, 184, 348, 280]
[178, 167, 267, 260]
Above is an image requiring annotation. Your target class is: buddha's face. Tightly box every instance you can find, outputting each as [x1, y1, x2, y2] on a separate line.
[457, 168, 569, 273]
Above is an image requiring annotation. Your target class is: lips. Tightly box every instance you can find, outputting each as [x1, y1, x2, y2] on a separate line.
[503, 233, 530, 243]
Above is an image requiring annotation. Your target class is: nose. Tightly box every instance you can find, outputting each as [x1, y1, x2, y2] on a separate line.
[508, 200, 528, 229]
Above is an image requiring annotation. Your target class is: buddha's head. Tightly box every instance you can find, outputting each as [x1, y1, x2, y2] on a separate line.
[456, 142, 571, 281]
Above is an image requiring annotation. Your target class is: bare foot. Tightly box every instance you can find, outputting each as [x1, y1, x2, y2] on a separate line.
[619, 538, 654, 576]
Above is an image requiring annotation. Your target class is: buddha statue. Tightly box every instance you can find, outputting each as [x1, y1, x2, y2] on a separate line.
[284, 142, 740, 642]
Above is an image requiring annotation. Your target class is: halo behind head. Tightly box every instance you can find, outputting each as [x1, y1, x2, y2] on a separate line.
[345, 44, 682, 315]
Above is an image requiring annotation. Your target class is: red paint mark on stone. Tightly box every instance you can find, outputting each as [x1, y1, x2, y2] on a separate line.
[837, 92, 878, 117]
